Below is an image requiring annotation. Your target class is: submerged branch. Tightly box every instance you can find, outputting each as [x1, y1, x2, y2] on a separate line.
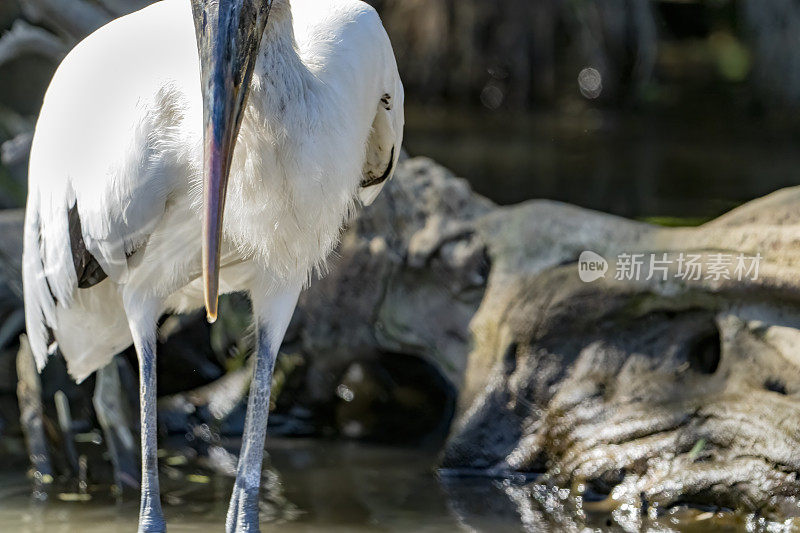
[1, 132, 33, 168]
[0, 20, 66, 68]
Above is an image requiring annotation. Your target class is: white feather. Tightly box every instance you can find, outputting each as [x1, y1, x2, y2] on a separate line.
[23, 0, 404, 381]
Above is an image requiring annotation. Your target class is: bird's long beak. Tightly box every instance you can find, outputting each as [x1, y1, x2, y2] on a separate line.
[192, 0, 271, 323]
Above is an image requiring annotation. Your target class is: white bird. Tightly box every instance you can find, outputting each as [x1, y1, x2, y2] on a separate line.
[22, 0, 403, 530]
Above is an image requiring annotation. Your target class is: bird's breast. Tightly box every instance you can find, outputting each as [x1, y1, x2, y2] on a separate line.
[203, 108, 363, 286]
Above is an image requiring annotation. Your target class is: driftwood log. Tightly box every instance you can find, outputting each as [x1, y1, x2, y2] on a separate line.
[0, 157, 800, 528]
[442, 186, 800, 527]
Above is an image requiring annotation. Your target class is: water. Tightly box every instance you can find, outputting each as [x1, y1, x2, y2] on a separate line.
[404, 103, 800, 222]
[0, 439, 463, 532]
[0, 437, 776, 532]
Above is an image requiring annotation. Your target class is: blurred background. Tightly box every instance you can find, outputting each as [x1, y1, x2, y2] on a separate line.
[1, 1, 800, 530]
[2, 0, 800, 222]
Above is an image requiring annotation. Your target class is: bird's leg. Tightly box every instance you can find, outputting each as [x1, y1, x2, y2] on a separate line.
[126, 302, 166, 533]
[226, 285, 300, 533]
[136, 335, 166, 532]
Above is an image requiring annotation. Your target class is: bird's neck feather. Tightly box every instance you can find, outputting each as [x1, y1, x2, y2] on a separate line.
[251, 1, 313, 121]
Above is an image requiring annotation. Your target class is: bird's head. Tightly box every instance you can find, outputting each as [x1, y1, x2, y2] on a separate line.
[191, 0, 272, 323]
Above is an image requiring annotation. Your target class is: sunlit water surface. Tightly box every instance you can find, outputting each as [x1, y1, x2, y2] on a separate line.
[0, 438, 781, 532]
[0, 439, 464, 532]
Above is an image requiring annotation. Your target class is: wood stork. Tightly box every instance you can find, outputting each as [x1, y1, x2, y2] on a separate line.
[22, 0, 404, 530]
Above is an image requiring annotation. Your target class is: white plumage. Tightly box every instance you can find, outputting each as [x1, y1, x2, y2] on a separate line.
[25, 0, 403, 378]
[22, 0, 403, 530]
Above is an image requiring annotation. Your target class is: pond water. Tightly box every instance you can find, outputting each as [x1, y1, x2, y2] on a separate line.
[0, 439, 453, 532]
[0, 437, 781, 532]
[404, 104, 800, 222]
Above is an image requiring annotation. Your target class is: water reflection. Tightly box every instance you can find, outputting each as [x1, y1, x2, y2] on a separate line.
[0, 439, 463, 532]
[442, 477, 539, 532]
[0, 438, 782, 532]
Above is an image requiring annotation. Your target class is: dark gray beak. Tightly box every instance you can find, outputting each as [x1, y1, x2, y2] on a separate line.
[192, 0, 271, 323]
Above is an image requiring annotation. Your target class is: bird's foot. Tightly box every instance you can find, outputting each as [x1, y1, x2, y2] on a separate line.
[226, 485, 260, 533]
[137, 516, 166, 533]
[138, 493, 166, 533]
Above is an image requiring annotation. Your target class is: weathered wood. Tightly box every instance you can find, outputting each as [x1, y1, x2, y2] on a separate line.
[16, 334, 53, 482]
[94, 359, 139, 491]
[0, 132, 33, 170]
[0, 209, 24, 297]
[443, 186, 800, 524]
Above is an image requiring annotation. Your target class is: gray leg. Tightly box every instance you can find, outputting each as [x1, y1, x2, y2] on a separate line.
[133, 330, 166, 532]
[225, 326, 276, 532]
[226, 286, 300, 533]
[94, 359, 139, 493]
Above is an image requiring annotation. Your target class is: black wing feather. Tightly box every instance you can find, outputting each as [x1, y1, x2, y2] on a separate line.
[68, 204, 108, 289]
